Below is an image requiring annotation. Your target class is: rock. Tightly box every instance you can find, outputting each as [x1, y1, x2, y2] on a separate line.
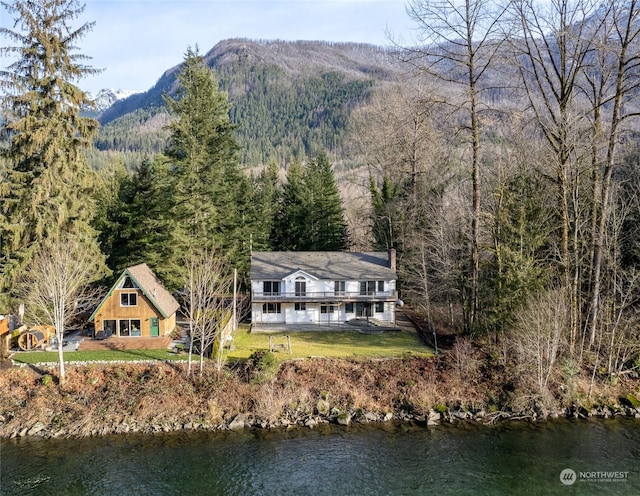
[364, 412, 378, 422]
[228, 414, 247, 431]
[383, 412, 393, 422]
[27, 422, 45, 436]
[336, 413, 351, 426]
[305, 418, 317, 429]
[427, 410, 441, 426]
[184, 422, 193, 430]
[317, 399, 330, 416]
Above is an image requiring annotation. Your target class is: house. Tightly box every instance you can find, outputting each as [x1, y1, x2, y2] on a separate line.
[250, 250, 398, 326]
[90, 263, 180, 338]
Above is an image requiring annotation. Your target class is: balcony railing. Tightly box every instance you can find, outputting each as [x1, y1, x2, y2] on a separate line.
[252, 290, 397, 302]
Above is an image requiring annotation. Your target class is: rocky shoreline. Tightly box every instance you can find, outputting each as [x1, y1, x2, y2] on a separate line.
[1, 357, 639, 440]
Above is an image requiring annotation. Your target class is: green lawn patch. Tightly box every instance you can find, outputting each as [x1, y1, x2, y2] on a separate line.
[12, 349, 187, 364]
[226, 327, 434, 362]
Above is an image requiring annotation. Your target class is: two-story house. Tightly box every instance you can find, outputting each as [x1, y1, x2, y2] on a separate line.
[250, 250, 398, 326]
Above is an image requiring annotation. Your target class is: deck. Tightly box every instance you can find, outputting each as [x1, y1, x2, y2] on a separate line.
[78, 336, 172, 351]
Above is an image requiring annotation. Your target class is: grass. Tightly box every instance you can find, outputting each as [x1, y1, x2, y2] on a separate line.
[226, 326, 434, 361]
[11, 349, 188, 365]
[9, 326, 434, 365]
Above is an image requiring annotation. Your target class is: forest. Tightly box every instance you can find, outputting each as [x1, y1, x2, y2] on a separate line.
[1, 0, 639, 408]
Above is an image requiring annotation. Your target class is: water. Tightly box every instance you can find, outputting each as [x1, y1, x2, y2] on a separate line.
[2, 419, 639, 495]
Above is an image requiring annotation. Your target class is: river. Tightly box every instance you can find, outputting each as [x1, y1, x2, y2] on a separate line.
[2, 418, 639, 495]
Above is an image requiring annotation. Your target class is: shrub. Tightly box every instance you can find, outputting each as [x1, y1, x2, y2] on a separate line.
[246, 350, 279, 383]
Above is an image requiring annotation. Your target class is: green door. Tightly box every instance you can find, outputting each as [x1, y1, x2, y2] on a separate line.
[150, 317, 160, 337]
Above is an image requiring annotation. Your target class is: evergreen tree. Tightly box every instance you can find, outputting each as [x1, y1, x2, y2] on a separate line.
[271, 159, 305, 250]
[270, 152, 348, 251]
[303, 151, 349, 251]
[0, 0, 106, 300]
[163, 47, 252, 284]
[370, 176, 399, 250]
[99, 158, 178, 283]
[249, 159, 280, 251]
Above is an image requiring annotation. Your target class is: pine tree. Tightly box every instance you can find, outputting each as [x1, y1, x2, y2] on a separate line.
[163, 47, 252, 282]
[100, 158, 178, 284]
[270, 152, 348, 251]
[250, 159, 280, 251]
[0, 0, 106, 299]
[303, 151, 348, 251]
[271, 159, 305, 251]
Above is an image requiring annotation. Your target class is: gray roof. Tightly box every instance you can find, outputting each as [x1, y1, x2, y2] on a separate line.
[127, 263, 180, 317]
[251, 251, 396, 281]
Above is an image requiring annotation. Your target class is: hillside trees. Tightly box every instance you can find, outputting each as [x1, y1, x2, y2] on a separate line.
[0, 0, 106, 304]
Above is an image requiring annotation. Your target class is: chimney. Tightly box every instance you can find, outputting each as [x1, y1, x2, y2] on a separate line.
[388, 248, 396, 271]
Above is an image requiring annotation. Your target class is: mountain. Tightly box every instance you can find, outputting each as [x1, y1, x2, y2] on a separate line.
[92, 39, 405, 167]
[85, 89, 137, 116]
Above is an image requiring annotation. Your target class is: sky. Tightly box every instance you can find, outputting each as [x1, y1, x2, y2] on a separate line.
[22, 0, 412, 95]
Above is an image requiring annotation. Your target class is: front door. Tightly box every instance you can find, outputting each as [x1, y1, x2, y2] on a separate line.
[356, 303, 372, 318]
[150, 317, 160, 337]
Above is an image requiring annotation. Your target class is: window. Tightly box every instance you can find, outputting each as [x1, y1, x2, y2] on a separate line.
[359, 281, 375, 295]
[375, 302, 384, 313]
[295, 277, 306, 296]
[377, 281, 385, 292]
[263, 281, 281, 295]
[119, 319, 141, 337]
[295, 303, 306, 311]
[321, 305, 336, 314]
[334, 280, 345, 295]
[345, 302, 354, 314]
[122, 276, 135, 288]
[120, 292, 137, 306]
[262, 303, 281, 314]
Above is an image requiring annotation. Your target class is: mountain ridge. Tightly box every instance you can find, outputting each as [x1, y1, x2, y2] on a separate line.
[93, 38, 405, 166]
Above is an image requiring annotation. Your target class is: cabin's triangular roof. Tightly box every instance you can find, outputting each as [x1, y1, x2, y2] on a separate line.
[250, 251, 396, 281]
[90, 263, 180, 320]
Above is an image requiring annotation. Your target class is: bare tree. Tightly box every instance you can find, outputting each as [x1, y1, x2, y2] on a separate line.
[507, 0, 602, 350]
[182, 248, 233, 377]
[15, 235, 105, 384]
[578, 0, 640, 344]
[401, 0, 509, 329]
[509, 288, 568, 399]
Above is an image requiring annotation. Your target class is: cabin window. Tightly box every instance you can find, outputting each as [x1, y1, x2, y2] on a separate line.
[122, 276, 135, 288]
[377, 281, 385, 292]
[334, 280, 345, 295]
[263, 303, 281, 314]
[263, 281, 281, 295]
[119, 319, 141, 337]
[120, 292, 137, 306]
[295, 303, 306, 311]
[375, 302, 384, 313]
[345, 303, 354, 314]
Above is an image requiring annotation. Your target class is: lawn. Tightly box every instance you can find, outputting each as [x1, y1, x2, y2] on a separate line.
[11, 349, 188, 365]
[226, 326, 434, 361]
[9, 327, 434, 365]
